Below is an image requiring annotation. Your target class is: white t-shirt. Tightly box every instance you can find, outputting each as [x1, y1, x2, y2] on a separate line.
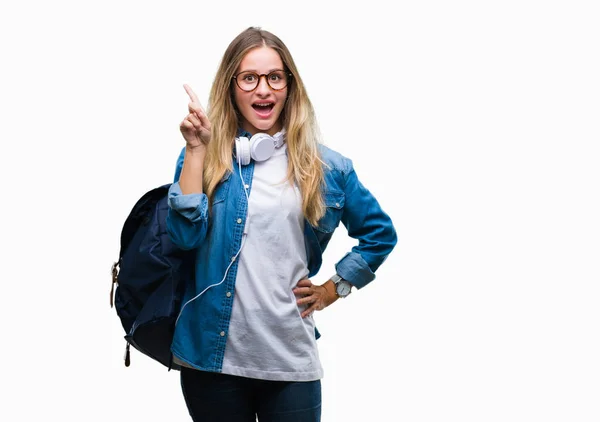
[221, 144, 324, 381]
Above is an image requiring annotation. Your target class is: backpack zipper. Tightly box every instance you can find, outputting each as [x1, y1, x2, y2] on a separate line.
[124, 341, 131, 367]
[110, 261, 119, 308]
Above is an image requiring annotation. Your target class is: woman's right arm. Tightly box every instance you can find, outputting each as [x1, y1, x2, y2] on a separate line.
[166, 84, 212, 250]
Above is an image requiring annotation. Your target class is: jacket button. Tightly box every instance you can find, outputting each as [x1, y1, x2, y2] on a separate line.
[335, 203, 340, 207]
[237, 218, 242, 224]
[226, 292, 232, 298]
[220, 331, 225, 337]
[244, 184, 249, 189]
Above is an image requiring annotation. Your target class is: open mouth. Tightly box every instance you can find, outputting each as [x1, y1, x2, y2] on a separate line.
[252, 102, 275, 116]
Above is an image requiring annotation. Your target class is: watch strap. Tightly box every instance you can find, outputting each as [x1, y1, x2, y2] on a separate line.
[331, 273, 343, 284]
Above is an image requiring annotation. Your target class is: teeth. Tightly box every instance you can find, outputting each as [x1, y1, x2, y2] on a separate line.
[255, 103, 273, 107]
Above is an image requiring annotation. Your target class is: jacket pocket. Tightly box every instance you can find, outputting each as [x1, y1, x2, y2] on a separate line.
[315, 190, 345, 233]
[212, 172, 232, 205]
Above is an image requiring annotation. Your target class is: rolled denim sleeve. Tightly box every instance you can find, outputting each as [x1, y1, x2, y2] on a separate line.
[166, 147, 210, 249]
[166, 182, 209, 250]
[335, 166, 397, 289]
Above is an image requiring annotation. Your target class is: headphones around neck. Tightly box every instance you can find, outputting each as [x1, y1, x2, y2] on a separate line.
[235, 130, 286, 165]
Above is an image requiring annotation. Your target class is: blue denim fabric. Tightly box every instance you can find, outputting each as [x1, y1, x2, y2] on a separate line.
[180, 368, 321, 421]
[167, 142, 397, 372]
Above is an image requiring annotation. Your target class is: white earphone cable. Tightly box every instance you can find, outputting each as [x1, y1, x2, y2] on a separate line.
[175, 159, 250, 327]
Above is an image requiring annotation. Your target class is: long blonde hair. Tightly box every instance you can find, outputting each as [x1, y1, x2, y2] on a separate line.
[204, 27, 325, 226]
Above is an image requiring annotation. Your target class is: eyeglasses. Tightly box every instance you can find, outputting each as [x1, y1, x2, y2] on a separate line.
[233, 70, 291, 92]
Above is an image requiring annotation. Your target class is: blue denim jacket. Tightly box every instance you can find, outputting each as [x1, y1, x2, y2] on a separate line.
[167, 143, 397, 371]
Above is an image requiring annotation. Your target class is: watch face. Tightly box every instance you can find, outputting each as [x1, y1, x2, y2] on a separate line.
[336, 281, 351, 297]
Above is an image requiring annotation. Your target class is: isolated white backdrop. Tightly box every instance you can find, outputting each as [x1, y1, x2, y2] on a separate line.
[1, 0, 599, 421]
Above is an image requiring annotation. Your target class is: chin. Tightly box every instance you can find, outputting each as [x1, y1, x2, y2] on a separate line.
[247, 117, 282, 134]
[254, 121, 276, 132]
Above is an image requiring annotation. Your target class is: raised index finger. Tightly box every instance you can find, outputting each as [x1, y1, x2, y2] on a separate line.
[183, 84, 200, 104]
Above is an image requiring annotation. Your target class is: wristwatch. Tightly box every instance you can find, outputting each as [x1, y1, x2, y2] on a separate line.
[331, 274, 352, 298]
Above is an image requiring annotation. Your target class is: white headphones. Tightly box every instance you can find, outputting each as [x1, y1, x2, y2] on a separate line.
[235, 129, 286, 165]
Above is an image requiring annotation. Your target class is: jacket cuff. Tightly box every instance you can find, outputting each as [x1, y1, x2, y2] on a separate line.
[168, 182, 208, 223]
[335, 252, 375, 289]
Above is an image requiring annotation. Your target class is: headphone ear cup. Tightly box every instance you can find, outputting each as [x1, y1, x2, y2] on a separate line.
[249, 133, 276, 162]
[235, 137, 251, 166]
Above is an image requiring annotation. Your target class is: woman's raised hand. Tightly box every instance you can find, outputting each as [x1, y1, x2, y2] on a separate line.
[180, 84, 211, 150]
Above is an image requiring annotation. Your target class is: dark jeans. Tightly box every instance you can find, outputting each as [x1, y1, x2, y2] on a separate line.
[180, 367, 322, 422]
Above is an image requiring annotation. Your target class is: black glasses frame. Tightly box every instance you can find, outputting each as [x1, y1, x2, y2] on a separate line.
[232, 70, 293, 92]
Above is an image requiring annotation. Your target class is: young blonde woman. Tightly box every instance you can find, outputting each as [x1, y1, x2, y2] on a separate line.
[167, 26, 397, 422]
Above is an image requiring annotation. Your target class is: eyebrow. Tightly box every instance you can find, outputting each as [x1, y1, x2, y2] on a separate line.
[238, 68, 285, 73]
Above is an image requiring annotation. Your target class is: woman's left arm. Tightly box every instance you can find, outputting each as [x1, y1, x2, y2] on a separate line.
[335, 167, 397, 289]
[294, 163, 397, 317]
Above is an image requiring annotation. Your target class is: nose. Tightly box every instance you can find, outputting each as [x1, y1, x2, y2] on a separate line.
[255, 75, 271, 96]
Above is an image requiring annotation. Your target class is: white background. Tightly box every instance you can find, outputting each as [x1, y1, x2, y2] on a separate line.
[1, 0, 599, 421]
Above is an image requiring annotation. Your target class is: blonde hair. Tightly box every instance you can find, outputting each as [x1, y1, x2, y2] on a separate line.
[204, 27, 325, 226]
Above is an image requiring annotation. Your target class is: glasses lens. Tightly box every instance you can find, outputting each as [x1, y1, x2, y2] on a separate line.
[236, 71, 259, 91]
[266, 71, 288, 90]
